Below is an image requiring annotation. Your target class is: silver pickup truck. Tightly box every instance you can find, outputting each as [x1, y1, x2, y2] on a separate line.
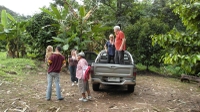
[90, 50, 136, 92]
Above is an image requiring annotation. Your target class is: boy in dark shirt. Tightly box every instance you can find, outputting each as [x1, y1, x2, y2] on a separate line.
[46, 46, 66, 101]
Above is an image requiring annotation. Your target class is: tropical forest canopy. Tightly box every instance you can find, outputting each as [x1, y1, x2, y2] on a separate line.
[0, 0, 199, 76]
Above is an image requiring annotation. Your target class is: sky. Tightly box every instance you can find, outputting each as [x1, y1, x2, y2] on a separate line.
[0, 0, 83, 16]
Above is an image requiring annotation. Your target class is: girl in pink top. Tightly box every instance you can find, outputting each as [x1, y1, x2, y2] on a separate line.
[76, 51, 92, 102]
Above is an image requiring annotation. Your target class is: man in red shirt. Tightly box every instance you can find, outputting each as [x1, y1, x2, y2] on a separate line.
[114, 26, 126, 64]
[46, 46, 66, 101]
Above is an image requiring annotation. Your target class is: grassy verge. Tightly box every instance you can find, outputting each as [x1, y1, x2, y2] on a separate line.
[136, 63, 183, 77]
[0, 52, 36, 81]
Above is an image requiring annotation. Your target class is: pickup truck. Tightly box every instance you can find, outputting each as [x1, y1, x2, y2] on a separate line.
[90, 50, 136, 92]
[84, 51, 97, 66]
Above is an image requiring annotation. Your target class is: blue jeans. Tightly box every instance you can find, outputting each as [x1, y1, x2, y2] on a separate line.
[69, 65, 78, 82]
[46, 72, 62, 100]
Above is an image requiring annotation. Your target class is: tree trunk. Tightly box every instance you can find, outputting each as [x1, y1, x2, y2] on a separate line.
[146, 64, 149, 71]
[7, 40, 18, 58]
[116, 0, 121, 23]
[16, 36, 20, 58]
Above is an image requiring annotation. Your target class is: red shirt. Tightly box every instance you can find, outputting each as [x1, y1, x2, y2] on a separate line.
[48, 54, 66, 73]
[115, 30, 126, 50]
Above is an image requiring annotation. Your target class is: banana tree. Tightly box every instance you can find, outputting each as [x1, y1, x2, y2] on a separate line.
[40, 1, 111, 52]
[0, 10, 27, 58]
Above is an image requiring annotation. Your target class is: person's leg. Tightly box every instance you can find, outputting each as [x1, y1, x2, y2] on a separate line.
[78, 79, 87, 101]
[86, 81, 91, 96]
[82, 81, 89, 99]
[115, 50, 119, 64]
[78, 79, 85, 98]
[72, 66, 77, 82]
[54, 73, 63, 100]
[72, 66, 78, 85]
[74, 66, 78, 82]
[111, 55, 115, 63]
[46, 73, 53, 100]
[107, 54, 111, 63]
[119, 50, 124, 64]
[82, 93, 86, 98]
[69, 66, 74, 82]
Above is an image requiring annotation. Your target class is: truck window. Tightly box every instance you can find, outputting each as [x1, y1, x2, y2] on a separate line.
[91, 53, 97, 60]
[99, 52, 108, 63]
[98, 52, 131, 64]
[85, 53, 90, 60]
[124, 53, 131, 65]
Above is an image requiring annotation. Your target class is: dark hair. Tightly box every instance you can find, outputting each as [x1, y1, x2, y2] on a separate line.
[118, 24, 121, 29]
[56, 46, 62, 52]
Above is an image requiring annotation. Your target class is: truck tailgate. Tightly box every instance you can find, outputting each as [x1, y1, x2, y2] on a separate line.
[92, 63, 134, 77]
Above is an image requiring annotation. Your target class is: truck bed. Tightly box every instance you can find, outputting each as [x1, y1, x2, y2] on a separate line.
[91, 63, 134, 77]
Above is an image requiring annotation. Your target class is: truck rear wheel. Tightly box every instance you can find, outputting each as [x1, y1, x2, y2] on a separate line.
[92, 83, 100, 91]
[127, 85, 135, 93]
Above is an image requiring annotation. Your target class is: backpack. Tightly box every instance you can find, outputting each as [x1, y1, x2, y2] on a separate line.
[82, 65, 91, 81]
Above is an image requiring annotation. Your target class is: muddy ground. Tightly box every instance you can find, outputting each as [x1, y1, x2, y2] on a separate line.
[1, 66, 200, 112]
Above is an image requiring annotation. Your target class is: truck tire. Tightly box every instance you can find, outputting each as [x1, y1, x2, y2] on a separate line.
[92, 84, 100, 91]
[127, 85, 135, 93]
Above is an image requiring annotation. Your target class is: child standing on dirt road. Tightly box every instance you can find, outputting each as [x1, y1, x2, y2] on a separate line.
[76, 51, 92, 102]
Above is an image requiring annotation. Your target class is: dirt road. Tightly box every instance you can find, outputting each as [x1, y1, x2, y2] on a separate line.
[1, 70, 200, 112]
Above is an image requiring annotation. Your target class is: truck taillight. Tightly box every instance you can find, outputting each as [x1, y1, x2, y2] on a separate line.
[133, 72, 136, 77]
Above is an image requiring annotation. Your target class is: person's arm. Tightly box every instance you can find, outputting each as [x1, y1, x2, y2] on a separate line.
[75, 50, 78, 60]
[45, 55, 47, 63]
[68, 55, 70, 64]
[48, 55, 53, 65]
[104, 42, 108, 52]
[61, 59, 66, 70]
[62, 61, 66, 68]
[119, 38, 126, 50]
[119, 32, 126, 51]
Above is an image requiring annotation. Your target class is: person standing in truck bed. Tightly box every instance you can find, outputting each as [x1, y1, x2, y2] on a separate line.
[104, 34, 115, 63]
[114, 26, 126, 64]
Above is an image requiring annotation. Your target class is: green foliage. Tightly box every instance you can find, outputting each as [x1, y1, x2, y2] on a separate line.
[0, 6, 20, 50]
[0, 52, 36, 81]
[172, 0, 200, 32]
[151, 0, 185, 30]
[41, 3, 110, 53]
[1, 10, 8, 29]
[25, 12, 59, 58]
[136, 63, 184, 77]
[124, 17, 169, 70]
[152, 0, 200, 75]
[89, 0, 136, 28]
[0, 10, 27, 58]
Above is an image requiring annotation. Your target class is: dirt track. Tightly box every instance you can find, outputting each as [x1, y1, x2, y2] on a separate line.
[1, 68, 200, 112]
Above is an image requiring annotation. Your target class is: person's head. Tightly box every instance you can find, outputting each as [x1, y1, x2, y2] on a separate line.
[46, 45, 53, 53]
[114, 26, 120, 33]
[71, 49, 76, 56]
[77, 51, 85, 60]
[109, 34, 114, 41]
[55, 46, 62, 52]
